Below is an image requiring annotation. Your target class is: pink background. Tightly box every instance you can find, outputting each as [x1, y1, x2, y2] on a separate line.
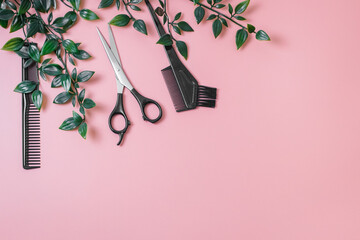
[1, 0, 360, 239]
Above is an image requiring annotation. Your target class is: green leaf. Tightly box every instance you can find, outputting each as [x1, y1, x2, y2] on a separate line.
[41, 39, 58, 55]
[24, 58, 35, 68]
[14, 80, 37, 93]
[256, 30, 270, 41]
[234, 15, 246, 21]
[212, 19, 222, 38]
[71, 96, 76, 107]
[174, 12, 181, 21]
[79, 105, 85, 115]
[173, 26, 181, 35]
[62, 39, 78, 54]
[19, 0, 31, 14]
[51, 74, 64, 88]
[220, 18, 228, 27]
[235, 29, 248, 49]
[69, 0, 80, 11]
[10, 15, 24, 33]
[29, 44, 40, 62]
[0, 9, 14, 20]
[31, 90, 43, 110]
[59, 117, 81, 130]
[176, 41, 188, 60]
[52, 17, 70, 27]
[72, 111, 83, 123]
[98, 0, 114, 8]
[78, 89, 85, 102]
[78, 122, 87, 139]
[15, 46, 29, 58]
[79, 9, 99, 20]
[63, 11, 78, 30]
[133, 19, 147, 35]
[61, 74, 71, 92]
[39, 69, 46, 80]
[116, 0, 121, 9]
[247, 24, 255, 33]
[159, 0, 164, 8]
[228, 4, 233, 15]
[0, 19, 9, 29]
[43, 64, 63, 76]
[1, 37, 24, 51]
[194, 6, 205, 24]
[156, 34, 173, 46]
[215, 4, 225, 8]
[33, 0, 46, 13]
[72, 50, 91, 60]
[77, 71, 94, 82]
[178, 21, 194, 32]
[48, 12, 53, 23]
[207, 14, 216, 20]
[26, 20, 40, 37]
[83, 98, 96, 109]
[69, 55, 76, 65]
[42, 58, 52, 65]
[109, 14, 130, 27]
[234, 0, 250, 14]
[71, 68, 77, 80]
[53, 91, 72, 104]
[130, 5, 141, 11]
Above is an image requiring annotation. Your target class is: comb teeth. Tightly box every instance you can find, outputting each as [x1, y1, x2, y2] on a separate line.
[23, 103, 40, 169]
[162, 66, 187, 112]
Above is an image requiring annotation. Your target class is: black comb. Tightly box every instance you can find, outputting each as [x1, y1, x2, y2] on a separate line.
[145, 0, 217, 112]
[22, 54, 40, 169]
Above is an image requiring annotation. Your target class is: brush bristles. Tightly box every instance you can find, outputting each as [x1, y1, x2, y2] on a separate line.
[197, 85, 217, 108]
[198, 85, 217, 99]
[24, 103, 40, 169]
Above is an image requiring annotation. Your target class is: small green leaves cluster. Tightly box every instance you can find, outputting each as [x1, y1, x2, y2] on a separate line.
[100, 0, 148, 35]
[155, 0, 194, 60]
[192, 0, 270, 50]
[0, 0, 99, 139]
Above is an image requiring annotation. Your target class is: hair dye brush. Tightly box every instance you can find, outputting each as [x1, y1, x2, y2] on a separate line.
[145, 0, 217, 112]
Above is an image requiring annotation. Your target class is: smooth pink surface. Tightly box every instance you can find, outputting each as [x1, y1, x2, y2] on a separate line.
[1, 0, 360, 239]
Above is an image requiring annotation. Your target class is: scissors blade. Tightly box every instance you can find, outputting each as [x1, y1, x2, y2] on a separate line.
[108, 24, 121, 67]
[96, 27, 133, 91]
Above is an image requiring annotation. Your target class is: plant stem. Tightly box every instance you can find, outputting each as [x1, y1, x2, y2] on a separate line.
[163, 0, 177, 41]
[60, 0, 73, 9]
[193, 1, 248, 31]
[122, 0, 135, 20]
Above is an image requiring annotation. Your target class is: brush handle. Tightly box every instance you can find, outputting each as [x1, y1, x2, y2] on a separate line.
[144, 0, 183, 67]
[145, 0, 199, 110]
[144, 0, 167, 36]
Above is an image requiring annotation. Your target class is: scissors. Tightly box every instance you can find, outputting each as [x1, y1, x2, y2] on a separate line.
[97, 25, 163, 146]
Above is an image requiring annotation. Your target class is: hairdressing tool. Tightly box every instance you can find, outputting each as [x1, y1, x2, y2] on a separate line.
[97, 25, 163, 145]
[144, 0, 217, 112]
[22, 50, 41, 169]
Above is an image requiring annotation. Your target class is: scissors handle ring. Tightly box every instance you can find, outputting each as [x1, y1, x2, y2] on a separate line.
[130, 89, 163, 123]
[108, 93, 131, 145]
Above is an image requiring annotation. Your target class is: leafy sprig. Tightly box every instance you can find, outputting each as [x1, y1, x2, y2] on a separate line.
[192, 0, 270, 49]
[0, 0, 99, 139]
[154, 0, 194, 60]
[100, 0, 148, 35]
